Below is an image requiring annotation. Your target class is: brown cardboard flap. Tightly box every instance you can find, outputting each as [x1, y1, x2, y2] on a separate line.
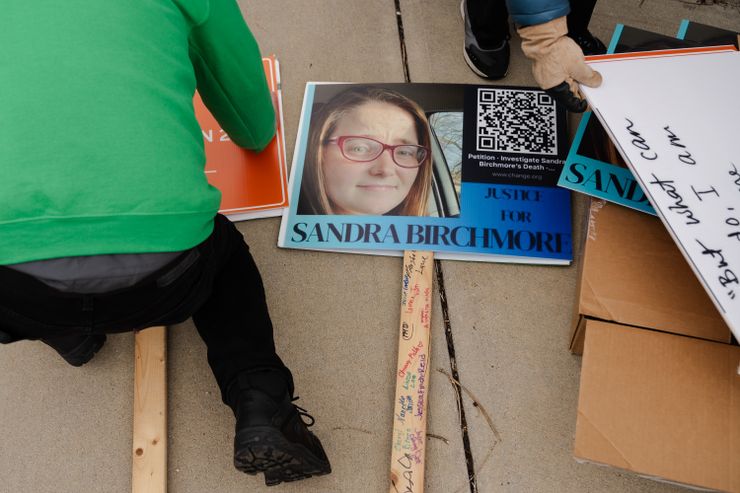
[574, 201, 730, 349]
[575, 320, 740, 492]
[570, 315, 587, 355]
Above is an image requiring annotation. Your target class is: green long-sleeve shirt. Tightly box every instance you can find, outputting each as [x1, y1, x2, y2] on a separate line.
[0, 0, 275, 264]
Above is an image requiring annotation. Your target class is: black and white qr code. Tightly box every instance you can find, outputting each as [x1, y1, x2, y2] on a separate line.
[476, 88, 557, 155]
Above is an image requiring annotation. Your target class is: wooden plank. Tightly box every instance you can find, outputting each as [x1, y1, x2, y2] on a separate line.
[132, 326, 167, 493]
[389, 251, 434, 493]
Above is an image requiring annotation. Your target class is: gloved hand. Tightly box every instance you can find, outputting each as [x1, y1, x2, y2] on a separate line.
[518, 16, 602, 112]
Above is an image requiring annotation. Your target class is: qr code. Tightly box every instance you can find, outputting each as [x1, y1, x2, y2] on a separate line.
[476, 88, 557, 155]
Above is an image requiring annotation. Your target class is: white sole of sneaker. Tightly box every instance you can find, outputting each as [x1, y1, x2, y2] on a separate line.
[463, 45, 500, 79]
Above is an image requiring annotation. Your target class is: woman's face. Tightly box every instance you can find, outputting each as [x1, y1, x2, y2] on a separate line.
[322, 101, 421, 215]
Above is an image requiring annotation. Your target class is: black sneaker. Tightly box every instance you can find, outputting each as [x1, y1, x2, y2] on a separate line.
[461, 0, 510, 79]
[54, 334, 106, 367]
[568, 30, 607, 56]
[230, 373, 331, 486]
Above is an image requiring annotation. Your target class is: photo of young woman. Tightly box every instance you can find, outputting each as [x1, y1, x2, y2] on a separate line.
[298, 86, 434, 216]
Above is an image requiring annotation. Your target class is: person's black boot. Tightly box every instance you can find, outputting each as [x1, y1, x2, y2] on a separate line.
[568, 29, 607, 56]
[228, 370, 331, 486]
[42, 333, 107, 367]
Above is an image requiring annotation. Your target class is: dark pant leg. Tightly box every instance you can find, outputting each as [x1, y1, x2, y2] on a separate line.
[0, 214, 291, 404]
[191, 215, 293, 403]
[467, 0, 511, 47]
[40, 332, 97, 355]
[567, 0, 598, 34]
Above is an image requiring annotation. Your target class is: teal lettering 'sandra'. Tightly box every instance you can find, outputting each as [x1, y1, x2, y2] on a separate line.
[565, 163, 648, 203]
[291, 222, 400, 243]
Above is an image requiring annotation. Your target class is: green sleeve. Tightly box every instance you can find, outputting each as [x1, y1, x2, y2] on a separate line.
[188, 0, 276, 151]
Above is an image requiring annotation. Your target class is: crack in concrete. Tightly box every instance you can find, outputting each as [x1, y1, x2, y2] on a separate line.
[394, 0, 411, 82]
[393, 3, 479, 489]
[435, 260, 479, 493]
[438, 368, 502, 493]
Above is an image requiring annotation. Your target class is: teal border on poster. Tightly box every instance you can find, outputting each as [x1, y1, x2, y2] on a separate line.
[287, 83, 316, 216]
[676, 19, 689, 40]
[606, 23, 624, 54]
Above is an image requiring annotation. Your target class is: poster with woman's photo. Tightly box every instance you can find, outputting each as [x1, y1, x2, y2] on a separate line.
[278, 82, 572, 264]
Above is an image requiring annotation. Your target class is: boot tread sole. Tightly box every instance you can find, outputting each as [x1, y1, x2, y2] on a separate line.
[234, 426, 331, 486]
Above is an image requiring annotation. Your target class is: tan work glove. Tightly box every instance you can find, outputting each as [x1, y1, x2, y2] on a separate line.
[518, 16, 602, 112]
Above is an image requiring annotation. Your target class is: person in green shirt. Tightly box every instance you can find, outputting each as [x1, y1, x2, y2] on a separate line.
[0, 0, 330, 486]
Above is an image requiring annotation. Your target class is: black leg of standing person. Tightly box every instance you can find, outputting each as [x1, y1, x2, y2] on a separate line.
[566, 0, 607, 55]
[467, 0, 510, 48]
[462, 0, 512, 79]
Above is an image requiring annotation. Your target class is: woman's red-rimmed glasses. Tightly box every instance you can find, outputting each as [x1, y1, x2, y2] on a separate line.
[324, 136, 428, 168]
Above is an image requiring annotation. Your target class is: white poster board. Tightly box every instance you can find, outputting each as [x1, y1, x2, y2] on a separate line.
[581, 49, 740, 342]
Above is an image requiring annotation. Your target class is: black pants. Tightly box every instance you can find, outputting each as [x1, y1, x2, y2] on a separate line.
[467, 0, 598, 47]
[0, 214, 292, 405]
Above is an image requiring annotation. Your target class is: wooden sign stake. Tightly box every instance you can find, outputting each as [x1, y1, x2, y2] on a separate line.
[389, 251, 434, 493]
[132, 326, 167, 493]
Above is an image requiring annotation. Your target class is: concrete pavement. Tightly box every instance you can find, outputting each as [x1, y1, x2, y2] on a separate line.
[1, 1, 739, 492]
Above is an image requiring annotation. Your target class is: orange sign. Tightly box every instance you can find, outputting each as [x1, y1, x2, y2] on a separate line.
[194, 56, 288, 221]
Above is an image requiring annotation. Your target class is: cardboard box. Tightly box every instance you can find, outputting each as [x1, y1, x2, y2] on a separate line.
[575, 320, 740, 492]
[570, 200, 731, 354]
